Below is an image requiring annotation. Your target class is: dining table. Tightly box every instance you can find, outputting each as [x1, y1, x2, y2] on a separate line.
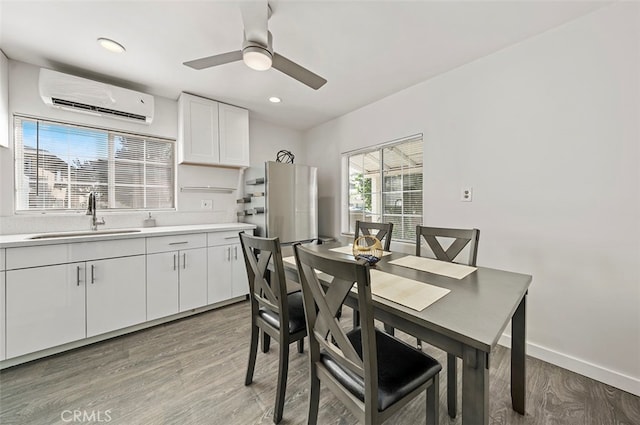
[280, 241, 532, 425]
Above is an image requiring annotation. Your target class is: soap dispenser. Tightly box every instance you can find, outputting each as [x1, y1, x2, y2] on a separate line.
[143, 212, 156, 228]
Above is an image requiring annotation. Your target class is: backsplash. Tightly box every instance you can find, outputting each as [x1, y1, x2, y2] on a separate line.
[0, 210, 238, 235]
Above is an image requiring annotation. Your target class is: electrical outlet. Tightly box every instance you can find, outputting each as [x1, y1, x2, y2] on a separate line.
[201, 199, 213, 210]
[461, 187, 473, 202]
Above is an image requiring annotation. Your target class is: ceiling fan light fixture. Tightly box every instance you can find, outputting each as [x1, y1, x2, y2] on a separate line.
[243, 46, 272, 71]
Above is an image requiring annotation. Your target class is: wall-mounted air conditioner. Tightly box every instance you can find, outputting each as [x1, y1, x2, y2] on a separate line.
[38, 68, 154, 124]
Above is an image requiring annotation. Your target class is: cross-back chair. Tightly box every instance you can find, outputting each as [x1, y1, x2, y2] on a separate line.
[239, 232, 307, 424]
[355, 220, 394, 251]
[294, 244, 441, 425]
[416, 225, 480, 419]
[352, 220, 394, 330]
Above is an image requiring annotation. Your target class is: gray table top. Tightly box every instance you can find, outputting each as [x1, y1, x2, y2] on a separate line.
[285, 242, 532, 353]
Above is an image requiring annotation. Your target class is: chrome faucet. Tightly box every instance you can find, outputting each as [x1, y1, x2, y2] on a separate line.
[86, 192, 106, 231]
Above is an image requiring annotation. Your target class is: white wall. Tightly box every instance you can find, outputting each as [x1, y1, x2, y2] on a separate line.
[249, 117, 304, 167]
[304, 3, 640, 395]
[0, 50, 8, 148]
[0, 61, 302, 234]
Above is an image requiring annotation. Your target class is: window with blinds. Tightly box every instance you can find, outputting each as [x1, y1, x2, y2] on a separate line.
[14, 116, 175, 212]
[346, 135, 423, 242]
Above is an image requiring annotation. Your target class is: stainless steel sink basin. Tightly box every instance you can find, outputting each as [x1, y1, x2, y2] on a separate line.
[28, 229, 142, 240]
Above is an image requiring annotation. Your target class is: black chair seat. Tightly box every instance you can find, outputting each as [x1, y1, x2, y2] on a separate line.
[321, 328, 442, 411]
[259, 292, 307, 334]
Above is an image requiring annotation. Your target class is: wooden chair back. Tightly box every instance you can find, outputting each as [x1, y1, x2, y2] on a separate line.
[293, 245, 380, 415]
[239, 232, 290, 327]
[355, 220, 394, 251]
[416, 226, 480, 266]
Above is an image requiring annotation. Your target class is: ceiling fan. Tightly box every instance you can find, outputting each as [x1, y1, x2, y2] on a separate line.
[183, 1, 327, 90]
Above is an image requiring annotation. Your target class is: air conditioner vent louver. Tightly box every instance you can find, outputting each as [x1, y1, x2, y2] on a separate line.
[39, 68, 154, 124]
[51, 98, 147, 122]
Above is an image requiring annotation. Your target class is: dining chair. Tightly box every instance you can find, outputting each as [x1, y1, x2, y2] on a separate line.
[239, 232, 307, 424]
[352, 220, 395, 331]
[355, 220, 394, 251]
[416, 225, 480, 419]
[294, 244, 442, 425]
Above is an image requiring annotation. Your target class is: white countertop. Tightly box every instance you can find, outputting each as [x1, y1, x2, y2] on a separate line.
[0, 223, 256, 248]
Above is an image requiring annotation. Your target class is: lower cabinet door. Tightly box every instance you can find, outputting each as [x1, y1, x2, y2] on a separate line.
[178, 248, 207, 311]
[146, 251, 179, 320]
[230, 243, 249, 298]
[86, 255, 146, 338]
[207, 245, 233, 304]
[6, 263, 86, 358]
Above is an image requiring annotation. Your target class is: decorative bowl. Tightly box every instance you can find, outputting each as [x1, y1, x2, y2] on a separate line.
[353, 235, 383, 265]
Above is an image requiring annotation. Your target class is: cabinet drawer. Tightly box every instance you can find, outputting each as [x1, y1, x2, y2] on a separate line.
[207, 229, 252, 246]
[69, 238, 145, 262]
[146, 233, 206, 254]
[6, 244, 71, 270]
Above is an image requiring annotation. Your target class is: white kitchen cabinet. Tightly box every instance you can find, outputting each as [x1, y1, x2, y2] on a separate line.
[178, 248, 208, 311]
[5, 255, 146, 356]
[86, 255, 146, 338]
[178, 92, 220, 165]
[4, 238, 145, 358]
[0, 225, 255, 366]
[146, 234, 207, 320]
[207, 231, 250, 304]
[218, 103, 250, 167]
[178, 92, 250, 167]
[146, 251, 179, 320]
[6, 263, 86, 358]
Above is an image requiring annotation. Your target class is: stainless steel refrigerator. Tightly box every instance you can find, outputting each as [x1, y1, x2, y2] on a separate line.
[239, 161, 318, 244]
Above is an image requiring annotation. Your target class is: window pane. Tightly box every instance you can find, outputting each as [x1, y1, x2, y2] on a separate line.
[15, 116, 175, 212]
[345, 136, 423, 243]
[114, 161, 144, 185]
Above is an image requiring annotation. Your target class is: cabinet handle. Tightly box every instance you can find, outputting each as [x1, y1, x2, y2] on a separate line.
[173, 254, 177, 270]
[91, 264, 95, 284]
[183, 253, 186, 269]
[169, 241, 189, 245]
[227, 247, 231, 261]
[224, 236, 238, 240]
[76, 265, 81, 286]
[234, 246, 238, 260]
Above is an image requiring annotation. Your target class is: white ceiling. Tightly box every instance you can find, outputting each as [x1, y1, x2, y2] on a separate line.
[0, 0, 608, 131]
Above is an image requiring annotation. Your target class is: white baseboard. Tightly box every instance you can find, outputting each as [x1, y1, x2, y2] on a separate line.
[498, 334, 640, 397]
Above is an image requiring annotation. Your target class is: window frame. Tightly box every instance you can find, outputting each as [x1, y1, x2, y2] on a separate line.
[13, 115, 177, 214]
[341, 134, 423, 243]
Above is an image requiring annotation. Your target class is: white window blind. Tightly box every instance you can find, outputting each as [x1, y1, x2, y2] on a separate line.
[14, 116, 175, 212]
[345, 135, 423, 242]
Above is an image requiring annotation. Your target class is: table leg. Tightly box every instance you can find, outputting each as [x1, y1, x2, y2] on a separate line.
[511, 293, 527, 414]
[462, 345, 489, 425]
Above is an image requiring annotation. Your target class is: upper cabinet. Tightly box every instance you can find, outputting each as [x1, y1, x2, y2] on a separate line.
[219, 103, 250, 166]
[178, 92, 249, 167]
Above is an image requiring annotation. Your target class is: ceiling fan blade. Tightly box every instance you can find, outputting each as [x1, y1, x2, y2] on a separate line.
[272, 53, 327, 90]
[183, 51, 243, 70]
[239, 0, 269, 46]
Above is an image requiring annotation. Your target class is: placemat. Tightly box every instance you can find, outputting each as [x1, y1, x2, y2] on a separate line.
[388, 255, 476, 279]
[369, 269, 450, 311]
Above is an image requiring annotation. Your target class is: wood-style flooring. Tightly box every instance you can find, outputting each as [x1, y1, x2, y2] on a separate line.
[1, 301, 639, 425]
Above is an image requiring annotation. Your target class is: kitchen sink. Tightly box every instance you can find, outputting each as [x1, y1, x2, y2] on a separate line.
[28, 229, 142, 240]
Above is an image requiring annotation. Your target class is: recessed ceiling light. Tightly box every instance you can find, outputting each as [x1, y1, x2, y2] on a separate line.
[97, 37, 126, 53]
[269, 96, 281, 103]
